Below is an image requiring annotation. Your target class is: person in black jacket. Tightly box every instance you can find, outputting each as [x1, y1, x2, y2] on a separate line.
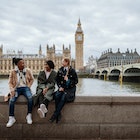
[49, 57, 78, 123]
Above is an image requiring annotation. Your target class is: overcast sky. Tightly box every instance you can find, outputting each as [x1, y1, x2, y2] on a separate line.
[0, 0, 140, 64]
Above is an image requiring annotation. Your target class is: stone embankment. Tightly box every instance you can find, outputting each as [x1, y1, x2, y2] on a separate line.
[0, 95, 140, 140]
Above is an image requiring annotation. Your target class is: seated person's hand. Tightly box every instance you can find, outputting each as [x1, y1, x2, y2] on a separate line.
[11, 91, 15, 97]
[43, 87, 48, 95]
[59, 87, 64, 92]
[64, 75, 68, 81]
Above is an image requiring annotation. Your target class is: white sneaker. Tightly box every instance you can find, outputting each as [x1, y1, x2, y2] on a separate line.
[6, 116, 16, 127]
[26, 113, 32, 124]
[37, 108, 45, 118]
[40, 104, 48, 113]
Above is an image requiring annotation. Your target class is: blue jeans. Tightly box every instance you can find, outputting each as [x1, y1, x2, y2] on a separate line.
[9, 87, 33, 116]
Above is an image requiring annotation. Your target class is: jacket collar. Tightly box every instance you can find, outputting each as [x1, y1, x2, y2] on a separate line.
[14, 66, 26, 75]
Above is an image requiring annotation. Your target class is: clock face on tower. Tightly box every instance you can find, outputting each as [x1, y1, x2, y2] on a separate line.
[76, 34, 82, 41]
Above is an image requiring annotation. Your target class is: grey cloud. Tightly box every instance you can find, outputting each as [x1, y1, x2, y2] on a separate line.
[0, 0, 140, 64]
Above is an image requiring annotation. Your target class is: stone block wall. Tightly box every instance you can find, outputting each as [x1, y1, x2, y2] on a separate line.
[0, 95, 140, 139]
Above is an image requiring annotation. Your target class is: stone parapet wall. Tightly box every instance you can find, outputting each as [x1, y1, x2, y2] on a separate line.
[0, 95, 140, 140]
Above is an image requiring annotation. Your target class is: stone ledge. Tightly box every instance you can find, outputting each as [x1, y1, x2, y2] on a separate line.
[1, 95, 140, 139]
[1, 95, 140, 105]
[1, 123, 140, 139]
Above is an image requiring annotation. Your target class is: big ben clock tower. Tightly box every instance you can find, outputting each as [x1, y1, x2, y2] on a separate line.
[75, 19, 84, 71]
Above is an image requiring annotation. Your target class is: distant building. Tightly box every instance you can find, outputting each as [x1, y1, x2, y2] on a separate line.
[0, 19, 84, 76]
[0, 44, 74, 75]
[97, 48, 140, 68]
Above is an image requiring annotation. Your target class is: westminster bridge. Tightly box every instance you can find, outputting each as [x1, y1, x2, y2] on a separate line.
[95, 63, 140, 82]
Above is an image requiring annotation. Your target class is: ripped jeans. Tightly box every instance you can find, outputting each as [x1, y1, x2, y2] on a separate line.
[9, 87, 33, 116]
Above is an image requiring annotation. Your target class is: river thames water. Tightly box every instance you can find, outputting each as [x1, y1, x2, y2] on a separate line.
[0, 78, 140, 96]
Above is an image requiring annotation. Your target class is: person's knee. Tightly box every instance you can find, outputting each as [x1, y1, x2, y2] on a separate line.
[61, 94, 66, 102]
[9, 98, 16, 104]
[54, 91, 61, 99]
[27, 95, 33, 102]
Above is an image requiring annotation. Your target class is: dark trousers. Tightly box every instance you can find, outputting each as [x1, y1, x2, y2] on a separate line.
[38, 94, 49, 109]
[53, 91, 66, 117]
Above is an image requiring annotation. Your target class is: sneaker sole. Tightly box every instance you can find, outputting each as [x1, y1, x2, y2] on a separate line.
[40, 104, 48, 113]
[37, 109, 45, 118]
[27, 121, 32, 124]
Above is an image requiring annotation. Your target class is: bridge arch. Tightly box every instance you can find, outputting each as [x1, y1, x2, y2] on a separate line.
[95, 71, 100, 78]
[110, 69, 121, 74]
[96, 71, 100, 74]
[102, 70, 108, 74]
[100, 70, 108, 80]
[109, 69, 121, 81]
[123, 68, 140, 82]
[124, 68, 140, 73]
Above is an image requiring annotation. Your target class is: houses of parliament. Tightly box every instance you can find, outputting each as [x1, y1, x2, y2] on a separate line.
[0, 19, 84, 76]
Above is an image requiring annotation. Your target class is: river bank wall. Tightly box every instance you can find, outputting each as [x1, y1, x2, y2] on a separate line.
[0, 95, 140, 140]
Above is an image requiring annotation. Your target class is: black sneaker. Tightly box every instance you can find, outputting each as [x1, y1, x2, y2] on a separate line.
[56, 113, 61, 123]
[49, 114, 56, 123]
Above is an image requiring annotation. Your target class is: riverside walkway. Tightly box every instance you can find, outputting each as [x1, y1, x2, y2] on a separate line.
[1, 95, 140, 140]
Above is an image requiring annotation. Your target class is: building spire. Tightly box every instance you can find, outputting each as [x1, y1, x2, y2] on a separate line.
[39, 44, 42, 55]
[78, 18, 81, 26]
[39, 44, 41, 51]
[76, 18, 83, 33]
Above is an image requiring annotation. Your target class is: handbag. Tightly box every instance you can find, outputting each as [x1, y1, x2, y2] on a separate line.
[65, 87, 76, 102]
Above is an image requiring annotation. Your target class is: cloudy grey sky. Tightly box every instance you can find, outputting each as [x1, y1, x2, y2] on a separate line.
[0, 0, 140, 64]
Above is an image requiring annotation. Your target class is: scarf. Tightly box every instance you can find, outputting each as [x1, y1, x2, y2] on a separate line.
[15, 66, 26, 86]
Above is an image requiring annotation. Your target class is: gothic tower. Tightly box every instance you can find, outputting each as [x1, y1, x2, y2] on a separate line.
[46, 44, 55, 60]
[39, 44, 42, 55]
[75, 19, 84, 71]
[63, 44, 71, 59]
[0, 44, 3, 57]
